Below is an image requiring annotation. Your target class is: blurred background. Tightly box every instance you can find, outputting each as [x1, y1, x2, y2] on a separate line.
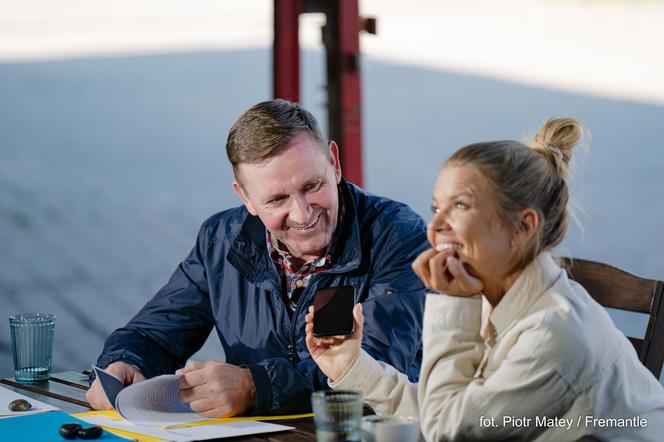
[1, 0, 663, 381]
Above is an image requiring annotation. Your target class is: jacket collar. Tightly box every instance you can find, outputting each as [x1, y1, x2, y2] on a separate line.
[487, 252, 563, 337]
[227, 179, 362, 287]
[326, 179, 362, 274]
[226, 214, 276, 287]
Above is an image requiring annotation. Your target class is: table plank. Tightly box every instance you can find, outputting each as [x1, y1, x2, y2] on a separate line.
[50, 371, 90, 389]
[0, 381, 89, 414]
[0, 378, 90, 408]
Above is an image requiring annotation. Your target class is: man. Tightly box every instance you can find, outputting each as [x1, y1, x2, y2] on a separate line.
[86, 99, 428, 416]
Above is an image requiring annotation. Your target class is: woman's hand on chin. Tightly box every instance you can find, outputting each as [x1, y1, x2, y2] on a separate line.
[412, 248, 484, 296]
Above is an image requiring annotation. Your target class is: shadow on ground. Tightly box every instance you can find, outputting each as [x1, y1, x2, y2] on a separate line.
[1, 49, 662, 380]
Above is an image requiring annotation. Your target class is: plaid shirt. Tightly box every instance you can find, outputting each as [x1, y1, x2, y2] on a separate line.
[267, 234, 332, 311]
[266, 191, 345, 311]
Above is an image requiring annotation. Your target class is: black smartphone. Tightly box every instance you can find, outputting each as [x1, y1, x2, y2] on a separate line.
[313, 285, 356, 337]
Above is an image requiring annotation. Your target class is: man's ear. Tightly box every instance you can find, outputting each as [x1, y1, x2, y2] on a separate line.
[232, 179, 257, 216]
[328, 141, 342, 184]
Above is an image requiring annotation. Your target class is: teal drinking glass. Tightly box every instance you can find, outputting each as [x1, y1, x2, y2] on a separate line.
[312, 390, 364, 442]
[9, 313, 56, 383]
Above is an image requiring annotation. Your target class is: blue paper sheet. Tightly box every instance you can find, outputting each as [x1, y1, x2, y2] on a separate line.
[0, 410, 124, 441]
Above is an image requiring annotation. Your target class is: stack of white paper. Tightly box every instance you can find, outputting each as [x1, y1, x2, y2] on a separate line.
[92, 366, 293, 440]
[79, 413, 293, 441]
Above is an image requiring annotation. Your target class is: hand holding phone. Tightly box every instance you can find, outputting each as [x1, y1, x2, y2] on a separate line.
[305, 303, 364, 382]
[313, 286, 355, 337]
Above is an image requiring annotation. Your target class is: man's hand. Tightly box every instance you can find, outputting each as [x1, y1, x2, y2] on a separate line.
[305, 304, 363, 382]
[85, 361, 145, 410]
[412, 248, 484, 296]
[176, 361, 256, 417]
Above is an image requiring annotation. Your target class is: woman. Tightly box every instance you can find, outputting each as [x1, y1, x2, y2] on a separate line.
[305, 118, 664, 441]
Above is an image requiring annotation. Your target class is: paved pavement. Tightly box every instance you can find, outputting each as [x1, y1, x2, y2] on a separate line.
[1, 49, 663, 381]
[1, 1, 663, 381]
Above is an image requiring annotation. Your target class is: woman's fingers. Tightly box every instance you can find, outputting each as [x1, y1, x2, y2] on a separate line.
[412, 248, 438, 288]
[305, 306, 314, 324]
[348, 303, 364, 340]
[306, 304, 363, 352]
[414, 249, 483, 297]
[446, 256, 484, 295]
[354, 304, 363, 331]
[305, 330, 319, 353]
[428, 251, 453, 291]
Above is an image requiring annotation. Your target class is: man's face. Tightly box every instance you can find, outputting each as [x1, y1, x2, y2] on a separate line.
[233, 133, 342, 263]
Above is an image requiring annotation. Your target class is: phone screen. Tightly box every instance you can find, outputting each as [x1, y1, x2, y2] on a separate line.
[313, 286, 355, 337]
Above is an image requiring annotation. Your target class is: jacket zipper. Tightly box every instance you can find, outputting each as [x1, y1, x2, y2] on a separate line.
[287, 274, 323, 362]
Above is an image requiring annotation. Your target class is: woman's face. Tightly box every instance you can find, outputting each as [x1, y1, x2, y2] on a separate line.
[428, 164, 517, 291]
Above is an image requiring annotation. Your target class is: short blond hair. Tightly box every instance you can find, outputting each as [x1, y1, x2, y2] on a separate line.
[226, 99, 326, 178]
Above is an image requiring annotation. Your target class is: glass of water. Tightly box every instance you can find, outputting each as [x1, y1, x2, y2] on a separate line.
[9, 313, 56, 383]
[312, 390, 363, 442]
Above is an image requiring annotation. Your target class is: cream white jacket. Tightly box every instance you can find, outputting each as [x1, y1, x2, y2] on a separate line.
[330, 253, 664, 441]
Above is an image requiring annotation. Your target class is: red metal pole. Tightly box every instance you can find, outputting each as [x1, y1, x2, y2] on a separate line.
[273, 0, 302, 101]
[336, 0, 362, 187]
[273, 0, 364, 186]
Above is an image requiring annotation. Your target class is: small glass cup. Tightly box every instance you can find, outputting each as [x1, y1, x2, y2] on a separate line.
[312, 390, 364, 442]
[9, 313, 56, 384]
[360, 415, 420, 442]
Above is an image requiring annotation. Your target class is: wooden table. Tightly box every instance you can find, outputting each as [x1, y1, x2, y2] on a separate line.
[1, 371, 316, 441]
[2, 374, 606, 442]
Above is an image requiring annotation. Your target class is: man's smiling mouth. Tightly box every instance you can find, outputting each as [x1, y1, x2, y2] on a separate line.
[290, 213, 322, 231]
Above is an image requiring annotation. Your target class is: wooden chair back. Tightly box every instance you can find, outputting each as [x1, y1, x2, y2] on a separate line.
[561, 257, 664, 378]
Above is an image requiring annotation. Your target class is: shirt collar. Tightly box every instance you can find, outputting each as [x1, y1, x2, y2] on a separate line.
[483, 252, 563, 337]
[266, 230, 332, 272]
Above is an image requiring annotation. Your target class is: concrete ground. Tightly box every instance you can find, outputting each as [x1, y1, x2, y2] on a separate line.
[1, 1, 662, 381]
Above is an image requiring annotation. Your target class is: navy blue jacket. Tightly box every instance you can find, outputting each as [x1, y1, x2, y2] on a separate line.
[95, 181, 428, 414]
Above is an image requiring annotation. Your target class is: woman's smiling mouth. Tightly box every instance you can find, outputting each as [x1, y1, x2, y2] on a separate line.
[435, 242, 463, 252]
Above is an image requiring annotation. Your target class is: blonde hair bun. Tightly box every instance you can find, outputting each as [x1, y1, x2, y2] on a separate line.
[529, 118, 582, 179]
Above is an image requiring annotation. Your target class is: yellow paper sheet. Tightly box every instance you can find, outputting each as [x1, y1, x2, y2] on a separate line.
[73, 410, 161, 442]
[166, 412, 313, 429]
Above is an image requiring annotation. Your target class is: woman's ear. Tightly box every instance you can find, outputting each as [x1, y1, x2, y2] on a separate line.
[510, 208, 539, 248]
[518, 208, 539, 239]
